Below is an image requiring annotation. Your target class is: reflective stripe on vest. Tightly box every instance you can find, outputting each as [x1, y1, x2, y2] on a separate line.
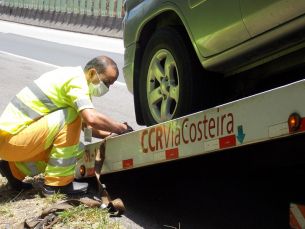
[55, 109, 68, 139]
[11, 96, 41, 120]
[10, 81, 60, 121]
[77, 142, 85, 160]
[26, 162, 40, 176]
[78, 142, 85, 152]
[48, 157, 78, 167]
[27, 82, 58, 111]
[74, 98, 93, 111]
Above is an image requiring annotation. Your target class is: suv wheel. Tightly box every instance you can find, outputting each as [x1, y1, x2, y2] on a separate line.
[139, 26, 221, 126]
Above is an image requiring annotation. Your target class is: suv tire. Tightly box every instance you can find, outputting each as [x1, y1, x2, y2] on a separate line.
[139, 26, 221, 126]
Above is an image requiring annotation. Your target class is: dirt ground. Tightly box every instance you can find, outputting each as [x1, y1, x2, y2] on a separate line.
[0, 173, 51, 228]
[0, 173, 119, 228]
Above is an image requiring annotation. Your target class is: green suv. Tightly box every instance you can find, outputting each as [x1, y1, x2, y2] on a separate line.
[123, 0, 305, 126]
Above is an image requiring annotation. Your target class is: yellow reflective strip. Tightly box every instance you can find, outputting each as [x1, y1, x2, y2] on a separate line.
[28, 81, 58, 111]
[48, 157, 77, 167]
[77, 142, 85, 160]
[64, 107, 78, 125]
[15, 161, 46, 177]
[74, 98, 94, 112]
[26, 162, 40, 176]
[58, 109, 68, 134]
[11, 96, 41, 120]
[78, 142, 85, 152]
[49, 144, 79, 159]
[0, 103, 33, 134]
[18, 87, 50, 114]
[45, 111, 61, 149]
[36, 160, 48, 173]
[45, 164, 76, 177]
[15, 162, 31, 177]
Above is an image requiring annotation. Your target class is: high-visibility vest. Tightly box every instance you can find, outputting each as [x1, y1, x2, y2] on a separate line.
[0, 66, 94, 134]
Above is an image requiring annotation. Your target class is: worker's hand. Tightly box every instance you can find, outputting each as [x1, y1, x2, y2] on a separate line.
[81, 108, 128, 135]
[121, 122, 134, 135]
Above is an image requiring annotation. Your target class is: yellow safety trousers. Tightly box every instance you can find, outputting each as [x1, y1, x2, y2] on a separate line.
[0, 107, 84, 186]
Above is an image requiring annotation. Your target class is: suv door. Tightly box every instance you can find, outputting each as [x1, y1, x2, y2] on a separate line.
[177, 0, 251, 57]
[240, 0, 305, 37]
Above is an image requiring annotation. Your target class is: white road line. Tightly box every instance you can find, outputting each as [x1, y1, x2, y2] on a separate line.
[0, 50, 60, 67]
[0, 50, 126, 86]
[0, 21, 124, 54]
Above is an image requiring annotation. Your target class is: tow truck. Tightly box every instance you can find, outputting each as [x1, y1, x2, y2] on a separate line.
[75, 78, 305, 228]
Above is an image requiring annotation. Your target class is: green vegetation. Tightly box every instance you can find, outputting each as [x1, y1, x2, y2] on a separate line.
[0, 204, 14, 217]
[55, 204, 123, 228]
[35, 190, 67, 204]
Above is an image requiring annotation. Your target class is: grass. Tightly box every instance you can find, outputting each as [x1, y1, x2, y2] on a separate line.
[34, 191, 124, 228]
[35, 190, 67, 204]
[0, 204, 14, 217]
[55, 204, 124, 229]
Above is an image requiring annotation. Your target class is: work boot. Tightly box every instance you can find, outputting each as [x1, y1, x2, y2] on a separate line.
[42, 181, 89, 196]
[0, 160, 33, 191]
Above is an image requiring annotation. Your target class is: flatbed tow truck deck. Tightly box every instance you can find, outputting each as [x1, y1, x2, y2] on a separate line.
[75, 79, 305, 228]
[76, 78, 305, 178]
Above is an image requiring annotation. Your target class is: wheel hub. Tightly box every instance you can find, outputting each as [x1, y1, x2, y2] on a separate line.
[160, 78, 169, 96]
[146, 49, 179, 123]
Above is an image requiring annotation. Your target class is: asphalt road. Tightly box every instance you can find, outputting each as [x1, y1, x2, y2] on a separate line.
[0, 20, 126, 83]
[0, 33, 125, 82]
[1, 21, 304, 229]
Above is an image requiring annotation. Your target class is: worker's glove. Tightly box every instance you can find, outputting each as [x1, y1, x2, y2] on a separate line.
[121, 122, 134, 135]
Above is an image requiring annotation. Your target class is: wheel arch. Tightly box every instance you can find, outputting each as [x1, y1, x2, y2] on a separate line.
[133, 10, 194, 125]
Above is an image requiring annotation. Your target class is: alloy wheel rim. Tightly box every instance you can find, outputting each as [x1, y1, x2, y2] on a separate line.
[146, 49, 179, 123]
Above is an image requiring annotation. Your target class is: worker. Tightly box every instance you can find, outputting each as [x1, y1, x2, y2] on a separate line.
[0, 56, 128, 196]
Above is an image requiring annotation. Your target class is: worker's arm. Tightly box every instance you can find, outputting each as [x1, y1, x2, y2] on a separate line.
[80, 108, 127, 135]
[81, 122, 112, 138]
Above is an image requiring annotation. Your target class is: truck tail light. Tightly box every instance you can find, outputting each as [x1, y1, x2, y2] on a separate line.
[288, 113, 301, 131]
[80, 165, 86, 176]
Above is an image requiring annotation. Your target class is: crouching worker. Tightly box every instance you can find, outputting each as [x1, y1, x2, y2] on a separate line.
[0, 56, 127, 196]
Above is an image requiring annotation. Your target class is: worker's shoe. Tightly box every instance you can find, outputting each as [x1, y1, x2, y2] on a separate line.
[0, 160, 33, 191]
[42, 181, 89, 196]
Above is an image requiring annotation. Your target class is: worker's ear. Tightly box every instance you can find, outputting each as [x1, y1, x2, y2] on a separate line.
[88, 69, 95, 80]
[90, 69, 95, 77]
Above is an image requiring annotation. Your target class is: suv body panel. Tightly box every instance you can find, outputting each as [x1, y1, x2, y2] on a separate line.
[241, 0, 305, 37]
[123, 0, 305, 122]
[178, 0, 251, 57]
[203, 14, 305, 75]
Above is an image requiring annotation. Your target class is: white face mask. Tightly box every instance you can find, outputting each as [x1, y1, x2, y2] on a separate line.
[88, 70, 109, 97]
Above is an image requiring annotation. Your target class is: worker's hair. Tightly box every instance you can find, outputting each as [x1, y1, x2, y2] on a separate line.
[84, 56, 119, 76]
